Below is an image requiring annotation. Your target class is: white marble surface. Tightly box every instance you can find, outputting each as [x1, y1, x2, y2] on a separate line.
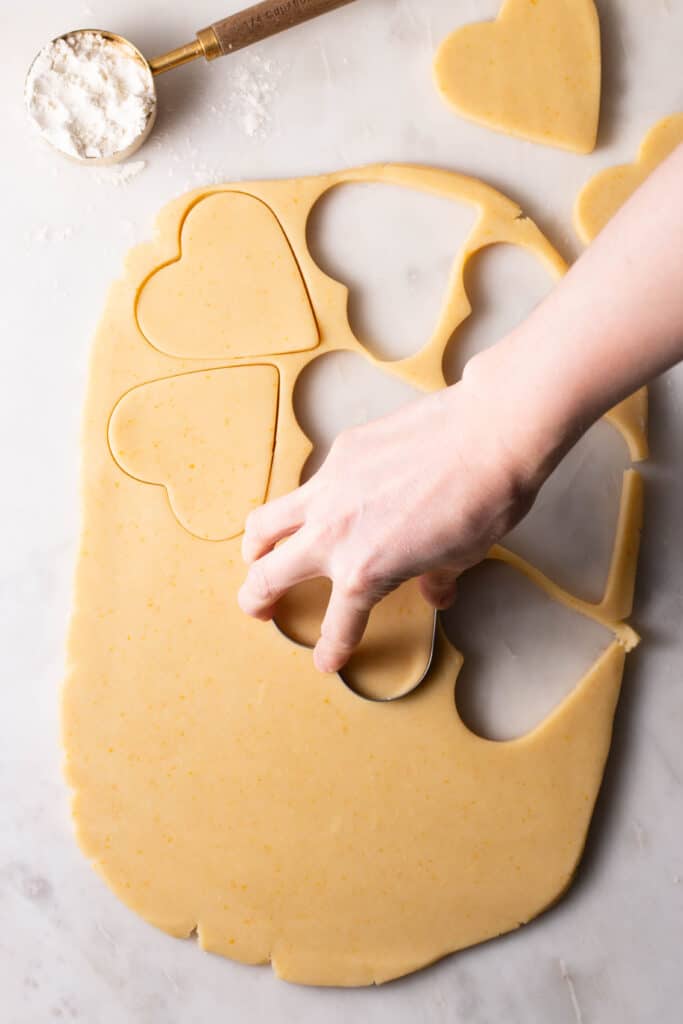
[1, 0, 683, 1020]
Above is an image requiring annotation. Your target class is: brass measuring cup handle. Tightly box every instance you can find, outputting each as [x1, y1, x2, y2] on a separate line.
[149, 0, 358, 75]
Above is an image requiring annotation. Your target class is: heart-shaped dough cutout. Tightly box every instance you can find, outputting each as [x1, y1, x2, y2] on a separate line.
[137, 192, 319, 359]
[434, 0, 601, 154]
[575, 113, 683, 243]
[109, 366, 279, 541]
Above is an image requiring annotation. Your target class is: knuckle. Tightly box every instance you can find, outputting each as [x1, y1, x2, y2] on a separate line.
[306, 514, 341, 550]
[458, 503, 491, 545]
[320, 629, 355, 653]
[248, 562, 273, 603]
[338, 559, 376, 602]
[244, 508, 263, 539]
[330, 428, 357, 459]
[427, 567, 458, 591]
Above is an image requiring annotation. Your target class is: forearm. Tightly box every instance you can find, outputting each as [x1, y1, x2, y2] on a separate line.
[240, 145, 683, 671]
[466, 143, 683, 476]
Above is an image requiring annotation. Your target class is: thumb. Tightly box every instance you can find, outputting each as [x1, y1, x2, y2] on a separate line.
[419, 567, 459, 610]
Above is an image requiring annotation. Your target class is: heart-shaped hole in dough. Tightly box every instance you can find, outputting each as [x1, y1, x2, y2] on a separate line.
[443, 560, 612, 741]
[307, 182, 477, 361]
[443, 243, 554, 386]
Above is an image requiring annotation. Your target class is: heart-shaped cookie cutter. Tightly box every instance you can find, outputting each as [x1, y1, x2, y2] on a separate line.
[273, 609, 439, 704]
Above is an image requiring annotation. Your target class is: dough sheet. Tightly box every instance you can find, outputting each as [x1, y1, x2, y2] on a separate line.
[64, 164, 644, 986]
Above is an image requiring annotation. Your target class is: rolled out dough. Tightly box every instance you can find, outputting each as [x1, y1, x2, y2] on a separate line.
[434, 0, 601, 154]
[136, 191, 319, 360]
[110, 366, 279, 542]
[64, 165, 644, 986]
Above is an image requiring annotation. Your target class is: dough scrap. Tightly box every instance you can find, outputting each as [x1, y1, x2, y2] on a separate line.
[434, 0, 601, 154]
[109, 366, 279, 542]
[574, 113, 683, 243]
[137, 191, 319, 360]
[64, 165, 644, 987]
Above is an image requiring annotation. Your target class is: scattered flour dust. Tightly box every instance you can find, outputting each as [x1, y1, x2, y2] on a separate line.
[93, 159, 147, 186]
[226, 54, 283, 139]
[25, 32, 155, 160]
[28, 224, 75, 244]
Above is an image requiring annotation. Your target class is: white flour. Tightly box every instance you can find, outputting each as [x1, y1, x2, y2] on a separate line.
[25, 32, 155, 160]
[93, 159, 147, 186]
[227, 55, 282, 139]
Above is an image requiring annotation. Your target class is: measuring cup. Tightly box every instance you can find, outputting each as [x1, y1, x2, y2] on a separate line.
[25, 0, 358, 164]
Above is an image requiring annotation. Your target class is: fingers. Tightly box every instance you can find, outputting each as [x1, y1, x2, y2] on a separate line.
[242, 485, 310, 564]
[313, 585, 372, 675]
[419, 568, 459, 610]
[238, 529, 320, 621]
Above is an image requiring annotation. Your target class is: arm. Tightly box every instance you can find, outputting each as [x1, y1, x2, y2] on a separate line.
[239, 144, 683, 674]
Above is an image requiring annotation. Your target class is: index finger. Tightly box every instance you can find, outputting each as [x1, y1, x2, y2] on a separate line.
[242, 483, 311, 564]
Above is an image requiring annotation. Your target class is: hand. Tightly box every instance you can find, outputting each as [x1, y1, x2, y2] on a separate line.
[240, 141, 683, 676]
[238, 365, 553, 675]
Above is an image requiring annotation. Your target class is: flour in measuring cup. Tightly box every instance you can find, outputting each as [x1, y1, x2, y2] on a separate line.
[25, 33, 155, 160]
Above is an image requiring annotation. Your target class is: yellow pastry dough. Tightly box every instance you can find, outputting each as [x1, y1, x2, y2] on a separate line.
[434, 0, 601, 154]
[109, 366, 280, 542]
[64, 165, 644, 987]
[575, 113, 683, 243]
[137, 191, 319, 359]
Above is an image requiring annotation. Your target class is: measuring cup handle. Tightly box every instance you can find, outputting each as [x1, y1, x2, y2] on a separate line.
[200, 0, 357, 59]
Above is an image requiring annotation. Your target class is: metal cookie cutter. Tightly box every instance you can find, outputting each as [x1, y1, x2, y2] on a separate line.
[273, 610, 439, 704]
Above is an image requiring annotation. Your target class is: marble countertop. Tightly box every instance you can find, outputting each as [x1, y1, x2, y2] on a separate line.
[2, 0, 682, 1020]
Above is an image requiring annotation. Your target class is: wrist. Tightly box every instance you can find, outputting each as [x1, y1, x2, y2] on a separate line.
[460, 330, 584, 490]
